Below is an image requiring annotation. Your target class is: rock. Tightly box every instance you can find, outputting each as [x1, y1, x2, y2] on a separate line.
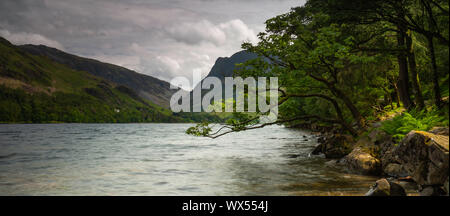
[324, 134, 354, 159]
[419, 186, 446, 196]
[355, 136, 373, 149]
[365, 178, 406, 196]
[430, 127, 449, 136]
[342, 147, 381, 175]
[366, 179, 390, 196]
[311, 143, 323, 155]
[390, 177, 418, 192]
[388, 131, 449, 186]
[368, 129, 387, 143]
[383, 163, 408, 177]
[311, 134, 354, 158]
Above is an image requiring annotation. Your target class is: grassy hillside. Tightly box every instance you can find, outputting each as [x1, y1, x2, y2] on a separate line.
[20, 44, 181, 108]
[0, 37, 206, 123]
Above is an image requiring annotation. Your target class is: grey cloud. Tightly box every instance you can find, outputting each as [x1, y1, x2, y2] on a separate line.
[165, 19, 258, 46]
[0, 29, 65, 50]
[0, 0, 304, 85]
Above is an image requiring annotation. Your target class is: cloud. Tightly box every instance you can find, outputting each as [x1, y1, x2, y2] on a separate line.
[219, 19, 258, 44]
[166, 20, 227, 45]
[0, 0, 304, 86]
[0, 29, 65, 50]
[165, 19, 257, 46]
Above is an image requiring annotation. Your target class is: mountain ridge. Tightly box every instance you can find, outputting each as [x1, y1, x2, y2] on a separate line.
[190, 50, 259, 110]
[0, 36, 224, 123]
[19, 44, 180, 108]
[0, 36, 184, 123]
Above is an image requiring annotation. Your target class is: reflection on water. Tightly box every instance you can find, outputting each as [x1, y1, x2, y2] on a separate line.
[0, 123, 377, 195]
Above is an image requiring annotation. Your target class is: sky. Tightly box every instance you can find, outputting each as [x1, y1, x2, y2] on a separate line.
[0, 0, 305, 88]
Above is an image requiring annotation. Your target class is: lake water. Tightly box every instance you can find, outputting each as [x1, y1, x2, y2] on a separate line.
[0, 123, 378, 195]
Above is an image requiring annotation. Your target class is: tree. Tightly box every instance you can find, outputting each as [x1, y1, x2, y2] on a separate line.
[188, 5, 394, 137]
[186, 0, 449, 139]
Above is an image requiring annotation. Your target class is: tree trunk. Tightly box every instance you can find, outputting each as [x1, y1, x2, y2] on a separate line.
[306, 72, 365, 129]
[427, 35, 442, 107]
[396, 27, 413, 109]
[392, 82, 401, 108]
[422, 0, 442, 107]
[329, 85, 365, 128]
[285, 93, 358, 136]
[406, 31, 425, 110]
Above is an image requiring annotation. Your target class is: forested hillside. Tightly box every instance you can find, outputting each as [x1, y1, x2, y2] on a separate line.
[0, 37, 220, 123]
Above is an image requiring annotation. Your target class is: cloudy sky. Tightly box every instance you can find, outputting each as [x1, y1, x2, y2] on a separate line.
[0, 0, 305, 88]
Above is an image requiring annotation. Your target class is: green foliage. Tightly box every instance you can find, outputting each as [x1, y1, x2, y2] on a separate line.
[380, 108, 448, 142]
[186, 0, 449, 138]
[0, 85, 187, 123]
[186, 122, 212, 137]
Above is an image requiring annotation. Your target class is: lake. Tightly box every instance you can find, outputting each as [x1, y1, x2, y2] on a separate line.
[0, 123, 377, 195]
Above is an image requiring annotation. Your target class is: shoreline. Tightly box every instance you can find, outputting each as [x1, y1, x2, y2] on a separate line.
[296, 122, 449, 196]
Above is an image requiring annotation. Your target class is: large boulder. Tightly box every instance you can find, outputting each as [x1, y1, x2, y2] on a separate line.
[311, 134, 354, 159]
[365, 178, 406, 196]
[383, 163, 408, 177]
[342, 147, 382, 175]
[390, 177, 418, 192]
[388, 131, 449, 186]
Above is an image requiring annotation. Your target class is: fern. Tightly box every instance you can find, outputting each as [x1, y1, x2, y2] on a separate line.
[380, 108, 447, 142]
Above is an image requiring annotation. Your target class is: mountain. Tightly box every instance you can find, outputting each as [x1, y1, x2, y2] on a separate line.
[190, 50, 259, 110]
[19, 44, 178, 108]
[202, 50, 258, 80]
[0, 36, 190, 123]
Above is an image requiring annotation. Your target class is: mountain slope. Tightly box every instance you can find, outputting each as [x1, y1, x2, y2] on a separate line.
[19, 44, 179, 108]
[190, 50, 259, 110]
[0, 37, 183, 123]
[204, 50, 258, 79]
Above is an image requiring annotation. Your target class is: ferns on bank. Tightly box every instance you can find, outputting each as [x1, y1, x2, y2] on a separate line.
[380, 108, 448, 142]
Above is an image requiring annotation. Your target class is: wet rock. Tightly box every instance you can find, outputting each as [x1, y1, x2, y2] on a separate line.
[388, 131, 449, 186]
[326, 135, 354, 159]
[286, 154, 301, 158]
[311, 134, 354, 158]
[311, 143, 324, 155]
[365, 178, 406, 196]
[383, 163, 408, 177]
[390, 177, 418, 192]
[342, 147, 381, 175]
